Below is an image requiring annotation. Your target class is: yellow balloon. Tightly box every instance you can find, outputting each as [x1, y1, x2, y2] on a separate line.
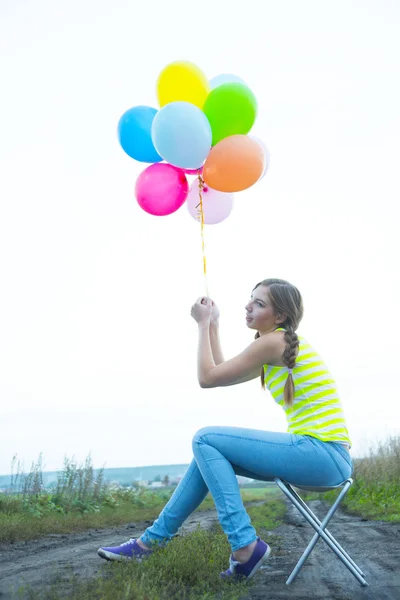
[156, 61, 210, 109]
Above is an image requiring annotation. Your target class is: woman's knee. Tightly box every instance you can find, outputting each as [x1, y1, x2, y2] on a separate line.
[192, 425, 219, 447]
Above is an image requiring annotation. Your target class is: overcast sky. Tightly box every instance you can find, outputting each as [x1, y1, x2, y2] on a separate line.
[1, 0, 399, 476]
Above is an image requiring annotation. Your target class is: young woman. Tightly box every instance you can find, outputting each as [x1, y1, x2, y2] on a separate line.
[98, 278, 353, 580]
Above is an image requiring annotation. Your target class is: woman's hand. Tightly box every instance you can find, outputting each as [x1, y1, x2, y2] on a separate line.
[191, 297, 213, 325]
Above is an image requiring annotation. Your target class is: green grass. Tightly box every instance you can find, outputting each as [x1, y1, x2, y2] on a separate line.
[300, 435, 400, 522]
[301, 477, 400, 521]
[4, 435, 400, 598]
[0, 483, 279, 545]
[13, 496, 286, 600]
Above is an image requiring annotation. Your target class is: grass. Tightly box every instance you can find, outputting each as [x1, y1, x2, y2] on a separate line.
[300, 435, 400, 522]
[0, 487, 280, 545]
[3, 434, 400, 599]
[0, 454, 280, 545]
[13, 498, 286, 600]
[3, 454, 285, 599]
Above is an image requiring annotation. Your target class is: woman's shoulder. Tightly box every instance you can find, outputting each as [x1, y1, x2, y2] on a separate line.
[260, 330, 288, 367]
[262, 330, 322, 370]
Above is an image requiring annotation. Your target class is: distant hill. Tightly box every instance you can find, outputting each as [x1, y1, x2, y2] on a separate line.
[0, 463, 190, 491]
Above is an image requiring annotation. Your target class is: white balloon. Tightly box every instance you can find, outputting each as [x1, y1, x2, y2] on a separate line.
[186, 181, 234, 225]
[249, 135, 270, 179]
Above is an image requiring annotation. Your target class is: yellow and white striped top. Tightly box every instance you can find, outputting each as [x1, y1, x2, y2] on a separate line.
[263, 328, 352, 448]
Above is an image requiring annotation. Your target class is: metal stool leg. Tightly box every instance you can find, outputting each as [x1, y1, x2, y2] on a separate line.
[275, 478, 368, 587]
[284, 481, 365, 578]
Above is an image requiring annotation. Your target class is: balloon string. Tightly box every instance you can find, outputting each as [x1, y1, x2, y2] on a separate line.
[196, 172, 209, 297]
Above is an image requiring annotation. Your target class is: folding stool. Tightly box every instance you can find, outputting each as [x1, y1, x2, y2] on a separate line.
[274, 477, 369, 586]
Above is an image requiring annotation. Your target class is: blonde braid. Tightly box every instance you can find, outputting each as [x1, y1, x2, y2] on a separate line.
[282, 326, 299, 407]
[255, 327, 299, 407]
[254, 331, 264, 389]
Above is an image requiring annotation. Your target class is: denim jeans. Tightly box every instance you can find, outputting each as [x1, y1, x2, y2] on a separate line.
[141, 426, 353, 552]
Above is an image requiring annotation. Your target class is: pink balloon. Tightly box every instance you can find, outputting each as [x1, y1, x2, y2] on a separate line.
[135, 163, 189, 216]
[186, 181, 234, 224]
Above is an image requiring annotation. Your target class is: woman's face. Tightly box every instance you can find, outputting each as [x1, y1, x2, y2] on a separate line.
[244, 286, 285, 335]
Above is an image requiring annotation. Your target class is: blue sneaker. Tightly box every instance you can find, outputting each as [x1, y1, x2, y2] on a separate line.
[220, 537, 271, 580]
[98, 537, 153, 562]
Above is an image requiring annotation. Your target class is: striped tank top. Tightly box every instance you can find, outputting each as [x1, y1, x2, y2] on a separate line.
[263, 328, 352, 449]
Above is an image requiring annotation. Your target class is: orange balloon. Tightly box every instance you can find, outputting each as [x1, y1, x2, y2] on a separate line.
[203, 135, 265, 192]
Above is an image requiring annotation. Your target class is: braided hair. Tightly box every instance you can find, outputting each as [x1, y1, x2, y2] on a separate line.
[253, 278, 304, 408]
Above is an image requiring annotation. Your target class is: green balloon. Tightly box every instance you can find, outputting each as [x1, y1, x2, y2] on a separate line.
[203, 83, 258, 146]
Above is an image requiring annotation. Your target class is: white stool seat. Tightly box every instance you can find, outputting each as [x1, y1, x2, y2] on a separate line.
[289, 483, 343, 492]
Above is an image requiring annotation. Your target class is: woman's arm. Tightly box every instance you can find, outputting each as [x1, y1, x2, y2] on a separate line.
[209, 322, 225, 365]
[198, 329, 283, 388]
[197, 323, 216, 387]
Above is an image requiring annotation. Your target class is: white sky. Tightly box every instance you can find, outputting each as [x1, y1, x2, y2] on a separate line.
[1, 0, 399, 475]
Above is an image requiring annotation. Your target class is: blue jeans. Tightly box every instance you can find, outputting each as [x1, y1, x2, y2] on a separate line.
[141, 426, 353, 552]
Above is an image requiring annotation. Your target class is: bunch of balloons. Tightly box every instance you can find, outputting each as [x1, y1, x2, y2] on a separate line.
[117, 60, 269, 225]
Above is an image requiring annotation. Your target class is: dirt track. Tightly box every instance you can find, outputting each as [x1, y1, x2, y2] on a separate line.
[0, 497, 399, 599]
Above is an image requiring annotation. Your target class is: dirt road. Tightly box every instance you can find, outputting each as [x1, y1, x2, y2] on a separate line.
[0, 497, 399, 599]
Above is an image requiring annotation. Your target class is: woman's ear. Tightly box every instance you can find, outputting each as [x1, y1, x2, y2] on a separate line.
[276, 312, 287, 324]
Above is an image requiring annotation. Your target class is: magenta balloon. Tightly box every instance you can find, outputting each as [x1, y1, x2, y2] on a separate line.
[135, 163, 189, 216]
[186, 181, 234, 224]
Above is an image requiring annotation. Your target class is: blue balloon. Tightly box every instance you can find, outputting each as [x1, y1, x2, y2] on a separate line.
[117, 106, 162, 163]
[210, 74, 247, 90]
[151, 102, 212, 169]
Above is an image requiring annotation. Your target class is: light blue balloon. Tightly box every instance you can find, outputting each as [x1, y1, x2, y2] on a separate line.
[210, 73, 247, 90]
[151, 102, 212, 169]
[118, 106, 162, 163]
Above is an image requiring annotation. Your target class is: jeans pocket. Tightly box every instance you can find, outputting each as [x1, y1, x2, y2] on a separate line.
[290, 433, 308, 446]
[330, 443, 353, 466]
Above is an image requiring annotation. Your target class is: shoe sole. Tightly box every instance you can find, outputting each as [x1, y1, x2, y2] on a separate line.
[98, 548, 142, 562]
